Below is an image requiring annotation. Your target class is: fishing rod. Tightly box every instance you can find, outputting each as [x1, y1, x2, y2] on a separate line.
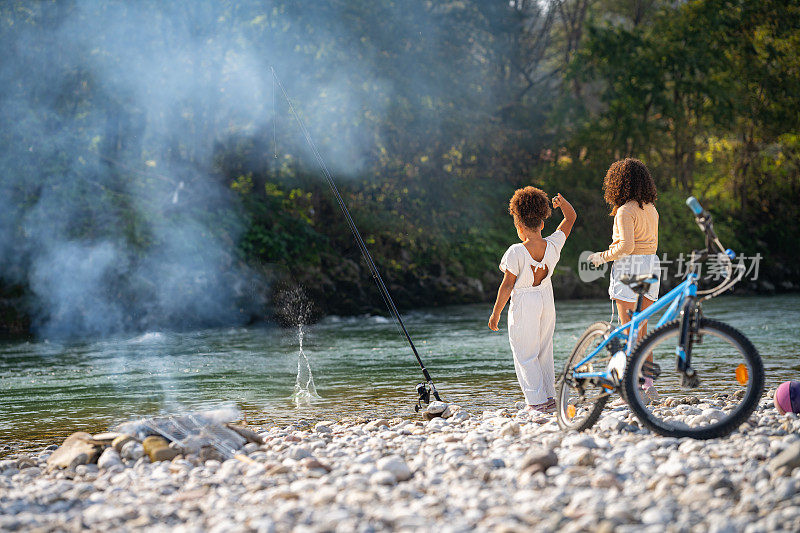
[270, 67, 442, 409]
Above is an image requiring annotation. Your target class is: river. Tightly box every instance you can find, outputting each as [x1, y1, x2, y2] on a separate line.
[1, 294, 798, 451]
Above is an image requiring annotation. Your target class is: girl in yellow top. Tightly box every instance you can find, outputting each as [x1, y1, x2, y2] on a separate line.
[587, 159, 660, 391]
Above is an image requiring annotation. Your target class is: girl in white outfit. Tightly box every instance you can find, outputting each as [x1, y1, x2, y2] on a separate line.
[489, 188, 576, 413]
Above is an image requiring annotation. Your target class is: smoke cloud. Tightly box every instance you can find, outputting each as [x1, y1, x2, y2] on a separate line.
[0, 0, 508, 338]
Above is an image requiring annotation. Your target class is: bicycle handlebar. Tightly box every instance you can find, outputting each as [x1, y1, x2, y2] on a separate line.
[684, 196, 744, 298]
[686, 196, 704, 216]
[686, 196, 718, 247]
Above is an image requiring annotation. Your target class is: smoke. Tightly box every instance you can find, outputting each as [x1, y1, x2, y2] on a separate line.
[0, 0, 510, 338]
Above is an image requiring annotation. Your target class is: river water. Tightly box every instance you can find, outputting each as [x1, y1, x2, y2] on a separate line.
[1, 294, 798, 450]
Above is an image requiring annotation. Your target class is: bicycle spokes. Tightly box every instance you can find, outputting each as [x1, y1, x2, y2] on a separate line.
[556, 321, 613, 432]
[623, 318, 763, 439]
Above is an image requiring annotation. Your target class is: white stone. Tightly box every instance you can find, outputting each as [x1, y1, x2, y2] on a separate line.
[562, 434, 597, 449]
[642, 508, 672, 524]
[376, 455, 412, 481]
[599, 415, 625, 432]
[441, 404, 461, 419]
[120, 441, 143, 461]
[370, 470, 397, 485]
[364, 419, 390, 431]
[97, 448, 122, 470]
[288, 447, 313, 460]
[426, 401, 447, 415]
[499, 421, 520, 437]
[3, 393, 790, 532]
[657, 454, 688, 477]
[427, 417, 447, 429]
[314, 422, 332, 433]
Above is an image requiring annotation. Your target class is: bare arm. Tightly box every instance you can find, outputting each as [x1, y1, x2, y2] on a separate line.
[552, 193, 577, 238]
[489, 270, 517, 331]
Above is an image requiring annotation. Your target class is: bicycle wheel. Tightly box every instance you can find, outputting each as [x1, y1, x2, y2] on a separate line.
[622, 318, 764, 439]
[557, 321, 614, 431]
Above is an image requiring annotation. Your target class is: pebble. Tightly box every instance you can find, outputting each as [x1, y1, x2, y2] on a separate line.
[768, 442, 800, 474]
[657, 453, 688, 477]
[120, 441, 144, 461]
[370, 470, 397, 485]
[519, 448, 558, 475]
[499, 421, 520, 437]
[376, 455, 412, 481]
[288, 447, 313, 460]
[45, 432, 101, 469]
[313, 422, 333, 433]
[142, 436, 178, 462]
[599, 415, 625, 432]
[364, 419, 389, 431]
[97, 448, 123, 470]
[427, 401, 448, 415]
[2, 390, 798, 531]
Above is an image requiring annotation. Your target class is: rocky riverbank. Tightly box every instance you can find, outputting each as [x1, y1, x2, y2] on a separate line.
[2, 391, 800, 532]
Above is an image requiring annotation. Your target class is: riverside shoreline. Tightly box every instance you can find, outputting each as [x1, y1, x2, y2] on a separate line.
[1, 391, 800, 532]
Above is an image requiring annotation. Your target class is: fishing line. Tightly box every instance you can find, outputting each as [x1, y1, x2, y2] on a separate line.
[272, 73, 278, 161]
[270, 67, 441, 404]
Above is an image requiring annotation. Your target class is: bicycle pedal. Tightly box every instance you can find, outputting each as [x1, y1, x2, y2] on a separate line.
[598, 376, 617, 392]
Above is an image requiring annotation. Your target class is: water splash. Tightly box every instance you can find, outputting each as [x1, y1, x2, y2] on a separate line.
[293, 324, 319, 406]
[276, 287, 320, 406]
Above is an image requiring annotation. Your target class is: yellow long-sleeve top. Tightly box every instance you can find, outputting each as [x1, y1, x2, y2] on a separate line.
[600, 201, 659, 262]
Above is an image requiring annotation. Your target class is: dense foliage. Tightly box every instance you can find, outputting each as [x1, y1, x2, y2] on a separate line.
[1, 0, 799, 334]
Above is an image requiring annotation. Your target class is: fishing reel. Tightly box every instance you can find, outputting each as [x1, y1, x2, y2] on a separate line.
[414, 382, 431, 412]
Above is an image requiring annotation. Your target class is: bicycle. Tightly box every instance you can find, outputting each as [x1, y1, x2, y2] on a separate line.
[556, 197, 764, 439]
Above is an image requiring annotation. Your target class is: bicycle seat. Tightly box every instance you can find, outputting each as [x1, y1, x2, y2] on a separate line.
[619, 274, 659, 294]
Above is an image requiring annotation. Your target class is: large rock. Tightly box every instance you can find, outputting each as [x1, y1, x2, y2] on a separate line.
[46, 432, 102, 470]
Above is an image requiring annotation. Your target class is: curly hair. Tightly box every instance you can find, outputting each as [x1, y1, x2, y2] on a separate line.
[509, 186, 551, 230]
[603, 158, 657, 214]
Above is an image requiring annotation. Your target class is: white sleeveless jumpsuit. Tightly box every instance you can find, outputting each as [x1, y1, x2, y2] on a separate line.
[499, 230, 567, 405]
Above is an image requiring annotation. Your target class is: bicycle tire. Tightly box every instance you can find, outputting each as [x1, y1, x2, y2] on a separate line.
[557, 321, 612, 431]
[622, 318, 764, 439]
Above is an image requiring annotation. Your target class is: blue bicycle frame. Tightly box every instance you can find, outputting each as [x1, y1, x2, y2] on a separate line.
[571, 272, 699, 381]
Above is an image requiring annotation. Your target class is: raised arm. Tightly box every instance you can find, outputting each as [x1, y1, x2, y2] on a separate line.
[552, 193, 576, 238]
